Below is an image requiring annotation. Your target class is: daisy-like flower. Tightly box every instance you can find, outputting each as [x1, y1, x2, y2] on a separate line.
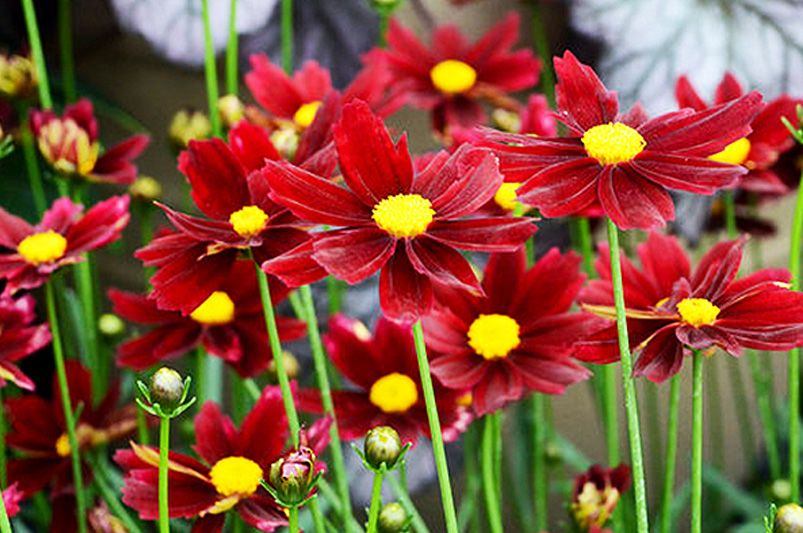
[115, 387, 330, 532]
[30, 99, 149, 185]
[424, 248, 594, 415]
[299, 314, 471, 445]
[481, 51, 764, 230]
[110, 260, 306, 377]
[578, 233, 803, 382]
[571, 464, 631, 533]
[6, 361, 138, 498]
[261, 100, 536, 321]
[676, 72, 802, 194]
[380, 13, 540, 132]
[0, 195, 130, 296]
[0, 294, 50, 391]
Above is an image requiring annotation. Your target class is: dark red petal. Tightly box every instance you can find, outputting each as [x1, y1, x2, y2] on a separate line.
[554, 51, 618, 132]
[180, 138, 249, 220]
[691, 238, 744, 301]
[471, 363, 522, 416]
[192, 401, 237, 464]
[228, 120, 281, 173]
[633, 324, 684, 383]
[40, 197, 82, 234]
[245, 54, 304, 118]
[238, 497, 288, 531]
[676, 324, 741, 355]
[427, 147, 503, 219]
[714, 72, 744, 104]
[0, 208, 32, 249]
[407, 237, 482, 294]
[675, 75, 708, 111]
[379, 248, 433, 323]
[511, 248, 585, 320]
[477, 51, 541, 92]
[429, 352, 487, 390]
[598, 166, 674, 230]
[236, 386, 288, 468]
[116, 326, 198, 370]
[312, 228, 395, 284]
[516, 158, 600, 217]
[632, 152, 743, 194]
[109, 289, 179, 325]
[508, 354, 590, 394]
[323, 314, 385, 388]
[261, 240, 328, 288]
[637, 232, 690, 298]
[483, 249, 526, 311]
[92, 134, 149, 185]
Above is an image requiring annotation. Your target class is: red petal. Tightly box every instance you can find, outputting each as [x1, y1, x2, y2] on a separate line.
[236, 386, 288, 468]
[323, 314, 385, 388]
[554, 51, 618, 132]
[674, 75, 707, 111]
[471, 363, 522, 416]
[312, 228, 395, 284]
[379, 248, 433, 322]
[632, 152, 743, 194]
[516, 158, 600, 217]
[180, 139, 250, 220]
[714, 72, 744, 104]
[192, 402, 237, 464]
[260, 240, 328, 288]
[228, 120, 280, 173]
[430, 352, 487, 390]
[427, 217, 535, 252]
[65, 195, 130, 253]
[245, 54, 304, 118]
[633, 324, 684, 382]
[426, 146, 504, 219]
[0, 207, 33, 248]
[407, 237, 481, 294]
[92, 134, 149, 185]
[598, 166, 674, 230]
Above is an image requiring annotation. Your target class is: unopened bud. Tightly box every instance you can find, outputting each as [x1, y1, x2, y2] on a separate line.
[150, 367, 184, 410]
[218, 94, 245, 128]
[491, 108, 521, 133]
[378, 502, 408, 533]
[775, 503, 803, 533]
[129, 176, 162, 202]
[98, 313, 125, 336]
[268, 445, 317, 506]
[267, 351, 300, 382]
[772, 479, 793, 502]
[364, 426, 403, 470]
[168, 108, 211, 149]
[269, 127, 299, 161]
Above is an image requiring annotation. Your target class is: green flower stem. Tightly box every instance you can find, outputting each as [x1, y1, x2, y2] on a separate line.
[644, 381, 662, 490]
[532, 394, 547, 529]
[529, 0, 555, 107]
[281, 0, 293, 73]
[659, 375, 681, 533]
[226, 0, 238, 95]
[326, 276, 343, 316]
[205, 355, 223, 404]
[307, 497, 325, 533]
[201, 0, 222, 138]
[58, 0, 76, 102]
[788, 166, 803, 502]
[481, 413, 503, 533]
[723, 190, 738, 238]
[0, 390, 8, 533]
[605, 217, 649, 533]
[158, 416, 170, 533]
[749, 352, 781, 480]
[230, 368, 245, 423]
[691, 350, 704, 533]
[705, 358, 723, 513]
[136, 405, 150, 445]
[411, 321, 458, 533]
[194, 347, 206, 411]
[252, 258, 300, 445]
[88, 454, 143, 533]
[387, 473, 431, 533]
[366, 470, 384, 533]
[45, 281, 87, 533]
[18, 108, 47, 214]
[299, 285, 352, 521]
[0, 482, 10, 533]
[377, 10, 390, 48]
[457, 424, 481, 533]
[288, 506, 299, 533]
[21, 0, 53, 109]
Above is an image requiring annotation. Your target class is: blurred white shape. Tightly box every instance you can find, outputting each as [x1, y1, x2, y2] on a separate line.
[110, 0, 278, 66]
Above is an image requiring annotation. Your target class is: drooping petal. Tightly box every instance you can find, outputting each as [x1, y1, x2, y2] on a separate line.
[379, 248, 433, 323]
[407, 237, 481, 295]
[597, 165, 675, 230]
[633, 324, 684, 383]
[515, 158, 600, 218]
[312, 228, 395, 284]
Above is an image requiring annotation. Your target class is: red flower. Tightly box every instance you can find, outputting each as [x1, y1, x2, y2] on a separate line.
[0, 195, 130, 296]
[115, 387, 330, 532]
[6, 361, 138, 498]
[111, 260, 306, 377]
[380, 13, 540, 132]
[261, 100, 536, 321]
[577, 233, 803, 382]
[30, 99, 149, 184]
[571, 464, 631, 532]
[676, 73, 802, 195]
[299, 314, 471, 445]
[0, 294, 50, 390]
[481, 51, 763, 230]
[424, 248, 593, 415]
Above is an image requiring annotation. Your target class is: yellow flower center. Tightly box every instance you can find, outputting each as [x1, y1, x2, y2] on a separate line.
[209, 456, 263, 497]
[229, 205, 269, 238]
[17, 231, 68, 265]
[493, 182, 522, 211]
[467, 313, 521, 360]
[38, 119, 99, 176]
[708, 137, 751, 166]
[293, 101, 322, 128]
[55, 433, 71, 457]
[190, 291, 235, 326]
[430, 59, 477, 95]
[372, 194, 435, 238]
[676, 298, 720, 328]
[581, 122, 646, 166]
[369, 373, 419, 413]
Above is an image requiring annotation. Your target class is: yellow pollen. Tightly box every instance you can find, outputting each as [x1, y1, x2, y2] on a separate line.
[293, 101, 322, 128]
[55, 433, 71, 457]
[17, 231, 68, 266]
[709, 137, 751, 166]
[467, 313, 521, 360]
[654, 297, 670, 308]
[369, 373, 418, 413]
[581, 122, 646, 166]
[430, 59, 477, 95]
[190, 291, 235, 326]
[229, 205, 269, 238]
[209, 456, 263, 497]
[494, 182, 522, 211]
[372, 194, 435, 238]
[676, 298, 720, 328]
[457, 392, 473, 407]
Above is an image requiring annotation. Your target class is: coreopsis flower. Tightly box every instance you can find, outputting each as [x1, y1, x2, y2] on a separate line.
[380, 13, 541, 132]
[0, 52, 36, 100]
[262, 100, 536, 321]
[0, 294, 50, 391]
[6, 360, 138, 498]
[570, 464, 631, 532]
[676, 72, 802, 194]
[30, 99, 149, 185]
[115, 387, 330, 532]
[110, 260, 306, 377]
[298, 314, 471, 445]
[0, 195, 130, 296]
[578, 233, 803, 382]
[424, 248, 594, 415]
[481, 51, 764, 230]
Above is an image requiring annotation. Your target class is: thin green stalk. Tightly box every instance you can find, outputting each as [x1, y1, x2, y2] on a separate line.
[281, 0, 294, 73]
[194, 347, 206, 410]
[21, 0, 53, 109]
[299, 284, 352, 521]
[788, 166, 803, 502]
[749, 352, 781, 480]
[289, 506, 299, 533]
[307, 497, 325, 533]
[411, 321, 458, 533]
[158, 416, 170, 533]
[0, 479, 10, 533]
[205, 355, 223, 404]
[58, 0, 76, 102]
[481, 414, 503, 533]
[231, 368, 245, 423]
[493, 411, 501, 502]
[722, 190, 738, 238]
[387, 473, 431, 533]
[226, 0, 238, 95]
[705, 357, 723, 513]
[691, 350, 704, 533]
[19, 113, 47, 214]
[659, 376, 680, 533]
[377, 10, 390, 48]
[326, 277, 343, 316]
[45, 281, 87, 533]
[458, 424, 481, 533]
[88, 454, 143, 533]
[136, 406, 150, 445]
[605, 218, 649, 533]
[75, 256, 100, 399]
[529, 0, 555, 106]
[532, 395, 547, 529]
[232, 514, 244, 533]
[201, 0, 222, 137]
[644, 381, 662, 492]
[366, 470, 384, 533]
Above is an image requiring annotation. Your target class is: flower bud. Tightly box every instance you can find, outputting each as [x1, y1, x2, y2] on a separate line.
[378, 502, 408, 533]
[267, 350, 300, 383]
[268, 445, 317, 506]
[771, 479, 793, 502]
[571, 464, 631, 532]
[218, 94, 245, 128]
[0, 53, 37, 100]
[98, 313, 125, 337]
[168, 108, 211, 149]
[775, 504, 803, 533]
[149, 367, 184, 410]
[129, 176, 162, 202]
[269, 127, 299, 161]
[491, 108, 521, 133]
[364, 426, 403, 470]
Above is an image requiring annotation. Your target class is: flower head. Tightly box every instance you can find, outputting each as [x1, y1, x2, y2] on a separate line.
[267, 441, 318, 506]
[0, 53, 36, 100]
[0, 294, 50, 391]
[571, 464, 631, 532]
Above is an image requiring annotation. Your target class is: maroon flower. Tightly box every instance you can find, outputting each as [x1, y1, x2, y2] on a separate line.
[0, 294, 50, 390]
[571, 464, 631, 532]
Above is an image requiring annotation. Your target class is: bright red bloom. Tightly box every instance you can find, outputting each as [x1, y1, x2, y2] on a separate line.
[481, 51, 763, 230]
[111, 260, 305, 377]
[423, 248, 593, 415]
[6, 361, 138, 498]
[261, 100, 536, 321]
[0, 294, 50, 390]
[30, 99, 149, 184]
[676, 73, 802, 195]
[571, 464, 631, 533]
[299, 314, 471, 445]
[380, 13, 540, 132]
[115, 387, 330, 532]
[0, 195, 130, 296]
[577, 233, 803, 382]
